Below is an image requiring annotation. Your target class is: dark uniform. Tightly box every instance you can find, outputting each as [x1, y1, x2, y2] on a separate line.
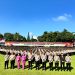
[60, 54, 65, 70]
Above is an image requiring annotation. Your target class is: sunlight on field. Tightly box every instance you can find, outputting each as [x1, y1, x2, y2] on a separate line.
[0, 54, 75, 75]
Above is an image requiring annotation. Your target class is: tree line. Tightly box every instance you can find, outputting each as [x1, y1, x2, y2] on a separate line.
[0, 29, 75, 42]
[0, 32, 37, 42]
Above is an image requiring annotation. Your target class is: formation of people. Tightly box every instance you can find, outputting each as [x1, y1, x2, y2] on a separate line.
[0, 47, 71, 71]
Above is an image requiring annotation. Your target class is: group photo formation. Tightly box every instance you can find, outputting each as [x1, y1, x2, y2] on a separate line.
[0, 46, 73, 71]
[0, 0, 75, 75]
[0, 29, 75, 75]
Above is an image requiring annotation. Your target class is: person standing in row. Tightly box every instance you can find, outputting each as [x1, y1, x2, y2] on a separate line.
[28, 51, 33, 70]
[60, 53, 65, 71]
[21, 53, 26, 69]
[65, 54, 71, 71]
[4, 52, 9, 69]
[41, 52, 47, 70]
[48, 53, 53, 70]
[10, 52, 15, 69]
[16, 53, 21, 69]
[54, 53, 60, 71]
[35, 52, 40, 70]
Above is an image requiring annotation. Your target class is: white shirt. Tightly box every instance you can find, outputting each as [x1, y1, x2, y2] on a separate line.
[28, 53, 33, 61]
[54, 55, 60, 62]
[48, 55, 53, 63]
[5, 55, 9, 61]
[41, 54, 46, 62]
[35, 54, 40, 61]
[65, 56, 71, 63]
[10, 55, 15, 61]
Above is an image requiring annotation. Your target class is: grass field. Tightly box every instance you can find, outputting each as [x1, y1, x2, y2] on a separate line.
[0, 54, 75, 75]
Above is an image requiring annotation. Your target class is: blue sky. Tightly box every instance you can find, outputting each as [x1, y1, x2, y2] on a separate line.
[0, 0, 75, 37]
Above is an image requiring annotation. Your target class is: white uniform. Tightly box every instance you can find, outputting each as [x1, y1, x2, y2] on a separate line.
[5, 55, 9, 61]
[9, 55, 15, 61]
[41, 54, 46, 62]
[65, 56, 71, 63]
[54, 55, 60, 62]
[28, 53, 33, 61]
[48, 55, 53, 63]
[35, 54, 40, 61]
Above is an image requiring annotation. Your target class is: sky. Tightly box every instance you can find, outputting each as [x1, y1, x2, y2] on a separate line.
[0, 0, 75, 38]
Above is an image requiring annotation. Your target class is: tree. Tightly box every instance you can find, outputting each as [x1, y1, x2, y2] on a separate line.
[23, 37, 27, 42]
[0, 33, 3, 39]
[38, 29, 74, 42]
[13, 32, 26, 42]
[4, 33, 14, 41]
[61, 29, 73, 42]
[31, 36, 37, 42]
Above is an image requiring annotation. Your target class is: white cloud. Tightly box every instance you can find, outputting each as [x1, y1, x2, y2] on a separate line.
[29, 32, 32, 36]
[33, 35, 37, 39]
[52, 13, 72, 22]
[29, 32, 37, 40]
[64, 13, 72, 17]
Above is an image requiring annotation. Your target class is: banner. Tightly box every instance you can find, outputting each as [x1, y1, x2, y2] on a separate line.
[5, 42, 73, 47]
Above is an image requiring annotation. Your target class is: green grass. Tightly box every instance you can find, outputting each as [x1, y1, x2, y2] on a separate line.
[0, 54, 75, 75]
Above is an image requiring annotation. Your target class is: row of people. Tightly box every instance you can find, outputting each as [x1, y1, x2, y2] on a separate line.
[4, 50, 71, 71]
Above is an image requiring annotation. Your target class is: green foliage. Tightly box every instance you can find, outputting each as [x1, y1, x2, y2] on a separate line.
[38, 29, 74, 42]
[31, 36, 37, 42]
[0, 33, 3, 38]
[0, 29, 74, 42]
[4, 33, 14, 41]
[4, 32, 27, 42]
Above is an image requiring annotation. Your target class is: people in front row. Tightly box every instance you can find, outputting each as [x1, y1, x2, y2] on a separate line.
[65, 54, 71, 71]
[10, 52, 15, 69]
[4, 52, 9, 69]
[4, 51, 71, 71]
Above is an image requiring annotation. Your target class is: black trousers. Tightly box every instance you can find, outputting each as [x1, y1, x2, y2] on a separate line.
[36, 61, 39, 70]
[49, 62, 53, 70]
[10, 60, 15, 69]
[66, 63, 71, 70]
[42, 61, 46, 70]
[5, 60, 9, 69]
[32, 57, 35, 64]
[46, 55, 48, 62]
[60, 62, 65, 69]
[28, 61, 32, 69]
[40, 59, 42, 64]
[55, 62, 59, 70]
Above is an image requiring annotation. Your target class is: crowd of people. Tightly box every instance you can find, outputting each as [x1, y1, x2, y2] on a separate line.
[0, 47, 72, 71]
